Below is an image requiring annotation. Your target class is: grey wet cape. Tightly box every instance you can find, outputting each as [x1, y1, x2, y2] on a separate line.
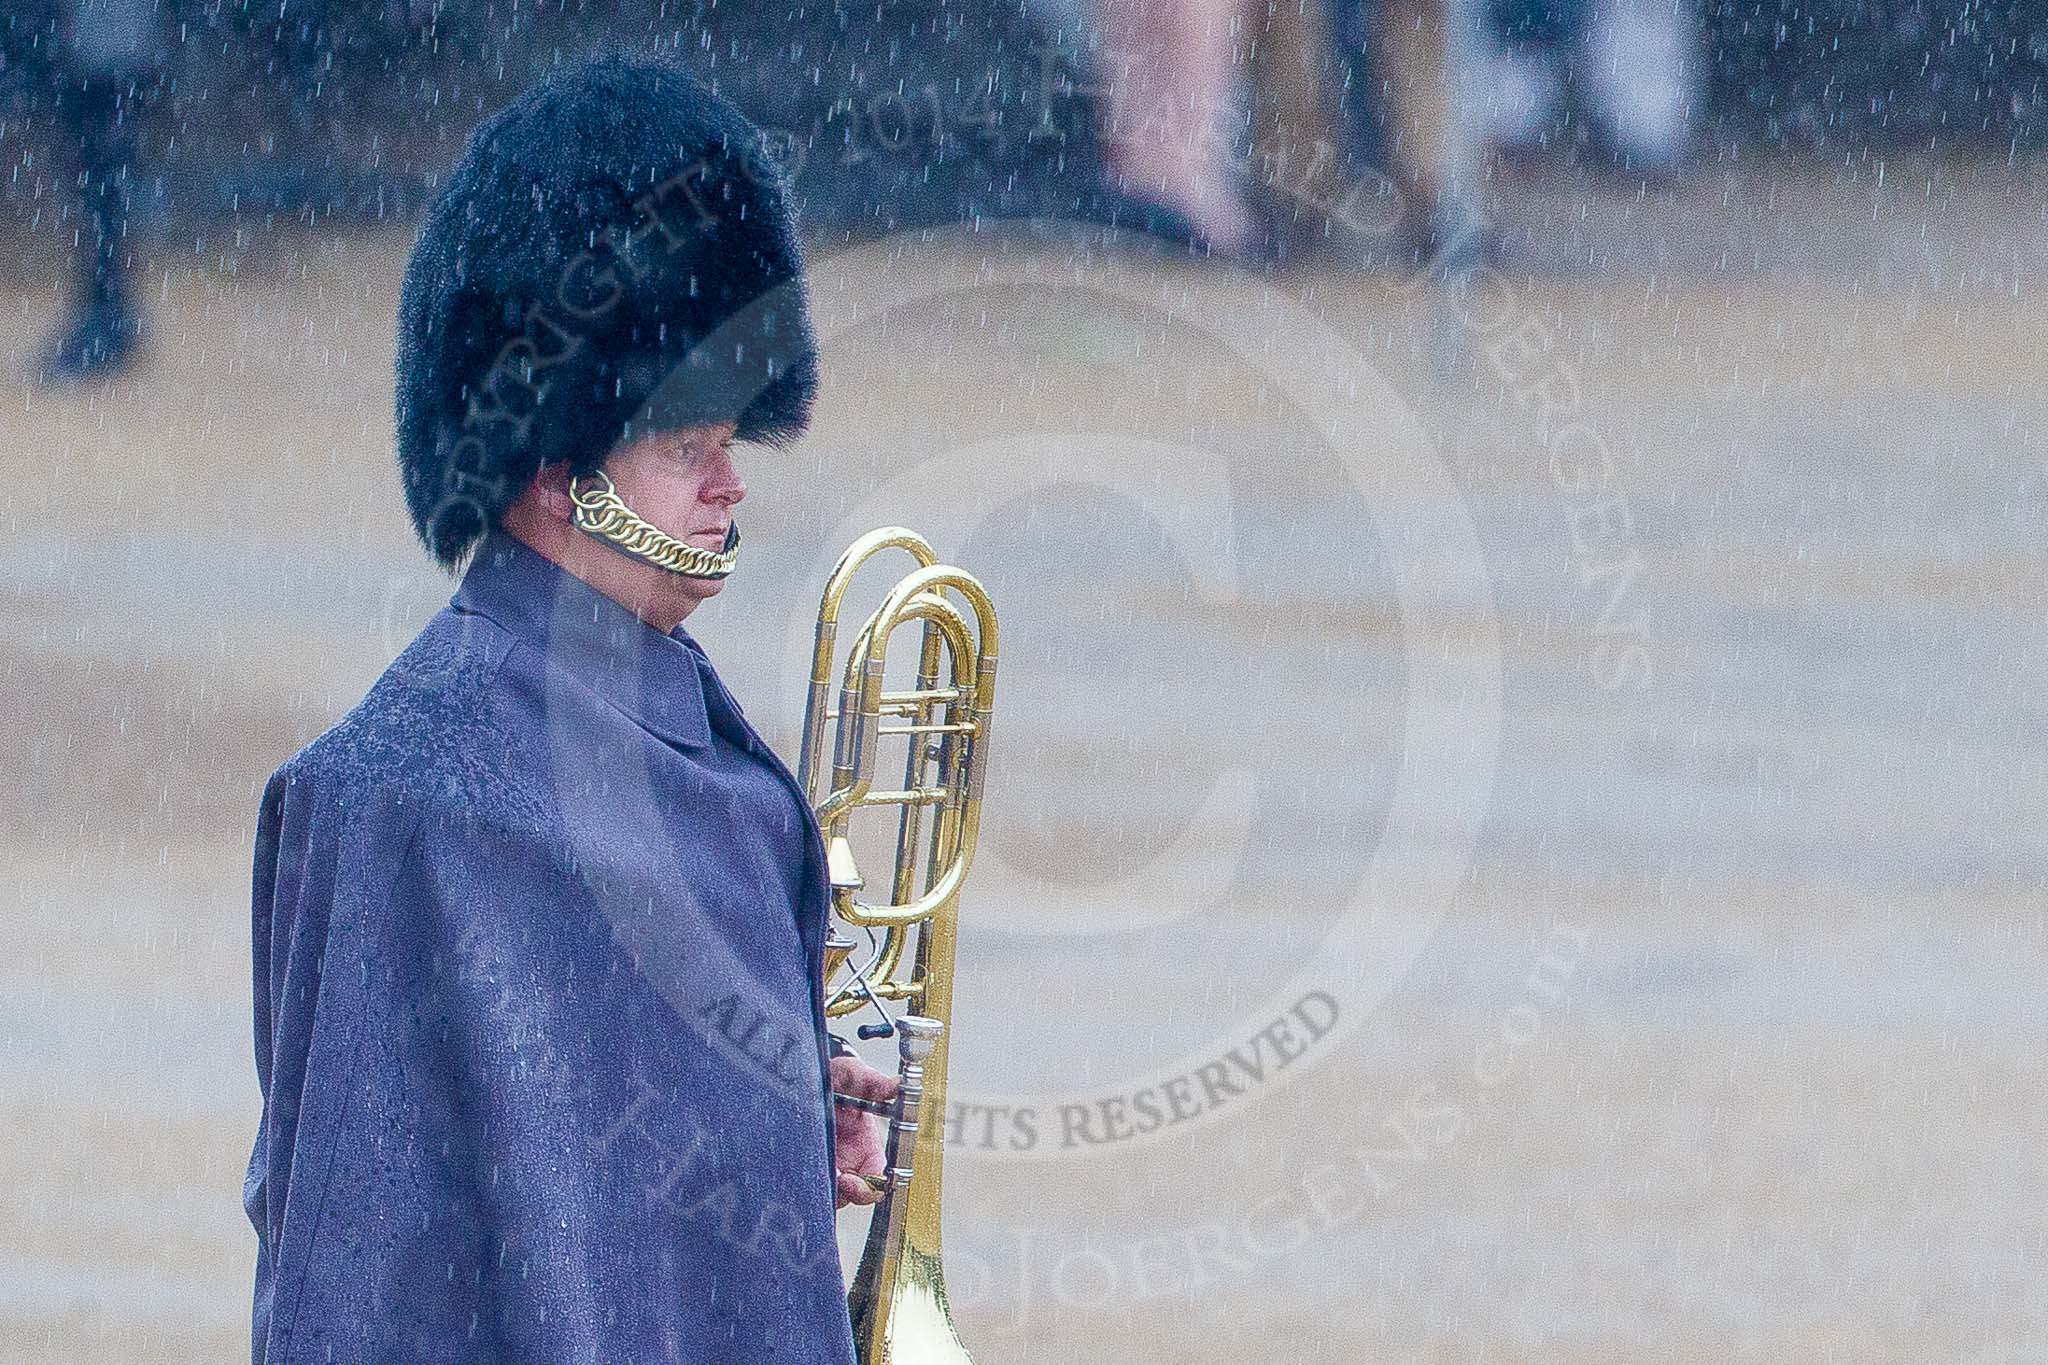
[243, 532, 853, 1363]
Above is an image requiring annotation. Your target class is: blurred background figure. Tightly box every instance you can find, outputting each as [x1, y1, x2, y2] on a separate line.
[1327, 0, 1486, 264]
[1083, 0, 1486, 267]
[1476, 0, 1701, 171]
[17, 0, 166, 382]
[1091, 0, 1266, 255]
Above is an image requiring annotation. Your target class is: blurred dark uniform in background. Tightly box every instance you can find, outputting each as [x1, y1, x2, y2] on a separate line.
[2, 0, 164, 381]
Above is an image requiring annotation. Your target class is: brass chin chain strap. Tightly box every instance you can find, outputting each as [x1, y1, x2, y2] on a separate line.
[567, 470, 741, 580]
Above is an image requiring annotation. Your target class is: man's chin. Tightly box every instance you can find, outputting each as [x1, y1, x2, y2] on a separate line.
[672, 573, 725, 599]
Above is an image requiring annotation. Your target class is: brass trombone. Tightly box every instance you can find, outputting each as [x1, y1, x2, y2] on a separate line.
[798, 528, 998, 1365]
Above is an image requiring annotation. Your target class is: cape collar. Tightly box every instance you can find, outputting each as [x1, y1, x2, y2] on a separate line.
[452, 531, 713, 751]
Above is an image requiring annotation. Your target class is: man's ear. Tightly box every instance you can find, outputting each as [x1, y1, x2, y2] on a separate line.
[528, 461, 578, 520]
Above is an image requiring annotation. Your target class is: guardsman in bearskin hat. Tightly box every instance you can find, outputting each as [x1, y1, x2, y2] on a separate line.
[242, 54, 896, 1364]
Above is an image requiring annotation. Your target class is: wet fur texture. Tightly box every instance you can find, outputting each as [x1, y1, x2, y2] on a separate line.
[394, 54, 817, 568]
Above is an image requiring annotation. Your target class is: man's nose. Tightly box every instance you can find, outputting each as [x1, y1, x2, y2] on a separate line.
[702, 447, 746, 506]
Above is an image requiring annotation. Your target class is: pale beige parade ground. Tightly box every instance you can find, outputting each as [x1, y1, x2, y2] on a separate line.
[3, 159, 2042, 1362]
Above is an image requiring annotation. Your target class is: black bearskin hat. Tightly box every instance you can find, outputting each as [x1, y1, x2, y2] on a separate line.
[395, 54, 817, 568]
